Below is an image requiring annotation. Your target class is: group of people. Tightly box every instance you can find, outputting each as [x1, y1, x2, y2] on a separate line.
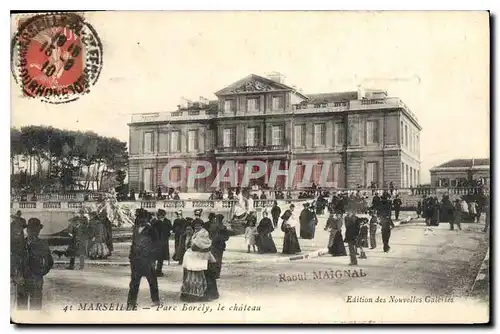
[417, 193, 488, 231]
[126, 208, 231, 307]
[10, 211, 54, 310]
[59, 209, 114, 270]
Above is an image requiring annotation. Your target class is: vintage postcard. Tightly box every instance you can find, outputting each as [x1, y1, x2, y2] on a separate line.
[10, 11, 490, 324]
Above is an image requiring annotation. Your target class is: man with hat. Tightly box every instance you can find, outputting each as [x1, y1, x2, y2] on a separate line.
[151, 209, 173, 277]
[193, 209, 204, 229]
[17, 218, 53, 310]
[299, 202, 315, 239]
[127, 211, 160, 308]
[11, 211, 27, 305]
[172, 210, 188, 263]
[66, 209, 91, 270]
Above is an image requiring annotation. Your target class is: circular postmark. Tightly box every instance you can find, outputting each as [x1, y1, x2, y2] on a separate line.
[11, 13, 103, 104]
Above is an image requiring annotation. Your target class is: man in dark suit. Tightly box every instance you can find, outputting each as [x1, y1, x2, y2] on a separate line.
[392, 195, 402, 220]
[379, 197, 395, 252]
[172, 210, 187, 262]
[67, 209, 90, 270]
[344, 212, 360, 266]
[127, 210, 160, 308]
[17, 218, 53, 310]
[152, 209, 172, 277]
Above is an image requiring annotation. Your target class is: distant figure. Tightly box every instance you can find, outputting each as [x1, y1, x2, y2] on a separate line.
[325, 212, 346, 257]
[281, 204, 301, 255]
[270, 201, 281, 229]
[392, 195, 402, 220]
[244, 218, 258, 253]
[67, 209, 90, 270]
[256, 209, 277, 254]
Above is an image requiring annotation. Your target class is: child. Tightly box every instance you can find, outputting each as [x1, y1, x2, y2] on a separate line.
[17, 218, 53, 310]
[245, 220, 258, 253]
[357, 217, 369, 259]
[416, 201, 422, 218]
[369, 211, 378, 249]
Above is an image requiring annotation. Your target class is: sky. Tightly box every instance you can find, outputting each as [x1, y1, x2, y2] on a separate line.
[10, 11, 490, 183]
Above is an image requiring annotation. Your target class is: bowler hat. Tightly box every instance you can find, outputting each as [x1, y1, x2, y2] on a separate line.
[157, 209, 166, 216]
[194, 209, 203, 216]
[303, 203, 310, 207]
[27, 218, 43, 230]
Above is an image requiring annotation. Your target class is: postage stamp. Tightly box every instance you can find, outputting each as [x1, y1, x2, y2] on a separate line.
[11, 13, 103, 104]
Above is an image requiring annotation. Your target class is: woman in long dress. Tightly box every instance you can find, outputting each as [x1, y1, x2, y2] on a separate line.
[325, 212, 347, 256]
[256, 209, 277, 254]
[281, 204, 301, 254]
[180, 221, 218, 302]
[88, 212, 112, 260]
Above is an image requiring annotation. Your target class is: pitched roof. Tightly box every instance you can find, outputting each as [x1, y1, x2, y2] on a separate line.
[215, 74, 308, 99]
[303, 92, 359, 104]
[434, 158, 490, 168]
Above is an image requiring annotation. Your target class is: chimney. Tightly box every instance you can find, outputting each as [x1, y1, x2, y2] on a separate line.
[472, 158, 475, 167]
[267, 72, 285, 84]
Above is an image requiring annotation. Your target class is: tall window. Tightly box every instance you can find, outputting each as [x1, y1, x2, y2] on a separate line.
[314, 123, 326, 147]
[409, 167, 413, 187]
[170, 131, 180, 152]
[247, 97, 260, 112]
[416, 134, 420, 154]
[404, 124, 408, 148]
[143, 168, 153, 192]
[366, 162, 379, 187]
[401, 162, 405, 187]
[294, 124, 305, 147]
[271, 125, 284, 146]
[335, 122, 344, 146]
[143, 132, 154, 153]
[223, 128, 235, 148]
[272, 96, 283, 110]
[334, 163, 343, 188]
[406, 164, 409, 188]
[188, 130, 198, 152]
[400, 121, 404, 145]
[366, 120, 379, 144]
[224, 99, 234, 112]
[170, 166, 181, 183]
[159, 132, 168, 152]
[246, 127, 259, 147]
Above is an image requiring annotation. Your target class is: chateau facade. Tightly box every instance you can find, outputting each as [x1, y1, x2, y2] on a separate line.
[128, 73, 422, 192]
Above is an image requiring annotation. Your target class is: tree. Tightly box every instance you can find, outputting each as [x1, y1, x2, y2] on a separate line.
[10, 126, 129, 193]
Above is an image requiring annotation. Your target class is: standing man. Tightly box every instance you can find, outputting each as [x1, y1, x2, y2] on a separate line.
[344, 211, 360, 265]
[379, 197, 395, 253]
[271, 201, 281, 229]
[67, 209, 90, 270]
[152, 209, 172, 277]
[392, 195, 402, 221]
[17, 218, 53, 310]
[11, 212, 27, 307]
[127, 210, 160, 308]
[172, 210, 187, 263]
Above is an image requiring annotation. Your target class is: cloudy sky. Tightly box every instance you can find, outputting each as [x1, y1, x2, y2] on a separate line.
[11, 11, 489, 183]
